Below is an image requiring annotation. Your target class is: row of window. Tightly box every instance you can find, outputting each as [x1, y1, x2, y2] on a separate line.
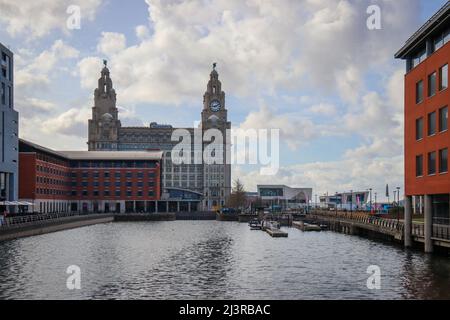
[73, 171, 156, 179]
[1, 51, 12, 81]
[36, 154, 68, 167]
[72, 190, 155, 197]
[416, 106, 448, 140]
[36, 176, 67, 186]
[72, 181, 156, 187]
[0, 82, 12, 107]
[37, 165, 68, 176]
[416, 148, 448, 177]
[416, 64, 448, 103]
[36, 189, 156, 197]
[69, 160, 158, 168]
[411, 28, 450, 69]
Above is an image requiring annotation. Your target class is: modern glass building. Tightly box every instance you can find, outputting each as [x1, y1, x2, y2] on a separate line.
[0, 42, 19, 214]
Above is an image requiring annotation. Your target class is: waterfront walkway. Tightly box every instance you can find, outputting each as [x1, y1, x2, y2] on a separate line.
[309, 210, 450, 252]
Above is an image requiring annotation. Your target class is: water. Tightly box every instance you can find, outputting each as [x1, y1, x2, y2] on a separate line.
[0, 221, 449, 299]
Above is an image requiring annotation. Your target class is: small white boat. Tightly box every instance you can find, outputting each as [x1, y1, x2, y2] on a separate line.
[249, 219, 262, 230]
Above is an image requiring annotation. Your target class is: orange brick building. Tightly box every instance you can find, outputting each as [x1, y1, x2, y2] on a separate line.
[19, 139, 164, 214]
[395, 3, 449, 252]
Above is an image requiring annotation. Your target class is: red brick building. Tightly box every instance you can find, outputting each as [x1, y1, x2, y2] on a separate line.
[19, 139, 163, 214]
[395, 3, 449, 252]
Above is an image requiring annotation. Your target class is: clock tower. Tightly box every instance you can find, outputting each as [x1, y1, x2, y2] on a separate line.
[201, 64, 231, 210]
[88, 61, 121, 151]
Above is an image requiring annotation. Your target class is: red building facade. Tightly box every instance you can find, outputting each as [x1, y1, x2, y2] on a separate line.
[395, 3, 449, 252]
[19, 139, 163, 214]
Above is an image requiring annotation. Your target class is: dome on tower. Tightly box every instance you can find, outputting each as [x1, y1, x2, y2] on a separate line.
[101, 113, 114, 122]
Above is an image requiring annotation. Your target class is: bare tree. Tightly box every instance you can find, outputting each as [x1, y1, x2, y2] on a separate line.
[226, 179, 247, 209]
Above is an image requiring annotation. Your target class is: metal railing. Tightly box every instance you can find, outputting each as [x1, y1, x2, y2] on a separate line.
[0, 212, 97, 229]
[433, 224, 450, 240]
[312, 210, 450, 241]
[312, 210, 404, 231]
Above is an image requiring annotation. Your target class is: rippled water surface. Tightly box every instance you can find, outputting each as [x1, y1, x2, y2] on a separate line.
[0, 221, 449, 299]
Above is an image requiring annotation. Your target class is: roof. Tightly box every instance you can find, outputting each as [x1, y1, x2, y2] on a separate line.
[395, 2, 450, 59]
[19, 139, 163, 160]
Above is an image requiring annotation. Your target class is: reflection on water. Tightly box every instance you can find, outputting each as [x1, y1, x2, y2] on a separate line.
[0, 221, 449, 299]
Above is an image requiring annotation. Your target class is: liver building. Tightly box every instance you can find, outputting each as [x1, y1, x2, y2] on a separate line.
[88, 62, 231, 210]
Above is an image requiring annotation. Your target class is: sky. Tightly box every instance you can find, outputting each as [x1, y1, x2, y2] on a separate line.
[0, 0, 448, 199]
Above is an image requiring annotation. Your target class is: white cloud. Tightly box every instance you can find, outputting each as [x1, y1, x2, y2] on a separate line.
[238, 105, 320, 151]
[77, 56, 104, 89]
[135, 25, 150, 40]
[308, 103, 337, 116]
[76, 0, 418, 107]
[97, 32, 127, 56]
[15, 40, 79, 89]
[0, 0, 102, 39]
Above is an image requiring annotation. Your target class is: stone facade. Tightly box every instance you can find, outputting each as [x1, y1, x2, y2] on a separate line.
[88, 63, 231, 210]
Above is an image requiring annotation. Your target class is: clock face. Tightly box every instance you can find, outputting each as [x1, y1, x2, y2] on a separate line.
[209, 99, 221, 112]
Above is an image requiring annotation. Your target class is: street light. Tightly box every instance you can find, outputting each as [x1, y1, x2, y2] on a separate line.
[350, 189, 353, 216]
[396, 186, 401, 224]
[374, 192, 377, 214]
[335, 192, 338, 216]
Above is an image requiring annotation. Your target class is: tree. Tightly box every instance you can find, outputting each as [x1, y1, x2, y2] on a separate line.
[226, 179, 247, 209]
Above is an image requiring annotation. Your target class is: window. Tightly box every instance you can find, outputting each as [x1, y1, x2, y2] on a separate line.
[434, 33, 444, 51]
[428, 111, 436, 135]
[416, 117, 423, 140]
[7, 86, 11, 107]
[126, 181, 132, 187]
[428, 72, 436, 97]
[104, 171, 110, 178]
[148, 191, 154, 197]
[126, 190, 132, 197]
[439, 148, 448, 173]
[137, 190, 143, 197]
[412, 49, 426, 68]
[1, 82, 5, 105]
[82, 190, 88, 196]
[104, 190, 110, 196]
[416, 80, 423, 103]
[439, 106, 448, 132]
[440, 64, 448, 90]
[93, 190, 99, 197]
[115, 190, 121, 196]
[428, 151, 436, 175]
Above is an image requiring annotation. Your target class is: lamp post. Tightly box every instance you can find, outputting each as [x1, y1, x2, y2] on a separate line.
[374, 192, 377, 214]
[396, 186, 401, 224]
[350, 189, 353, 216]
